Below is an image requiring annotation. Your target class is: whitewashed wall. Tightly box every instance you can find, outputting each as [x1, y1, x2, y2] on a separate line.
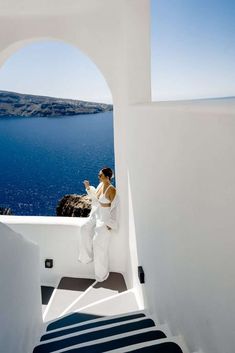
[125, 99, 235, 353]
[0, 222, 42, 353]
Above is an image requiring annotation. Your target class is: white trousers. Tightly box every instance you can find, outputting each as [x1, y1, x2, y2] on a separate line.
[78, 212, 111, 282]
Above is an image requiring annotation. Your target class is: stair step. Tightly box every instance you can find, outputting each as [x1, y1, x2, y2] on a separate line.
[46, 310, 147, 333]
[47, 312, 102, 331]
[41, 286, 55, 305]
[115, 342, 183, 352]
[41, 286, 55, 316]
[44, 278, 95, 322]
[52, 329, 167, 353]
[42, 313, 146, 341]
[106, 336, 189, 353]
[42, 305, 48, 315]
[33, 320, 162, 353]
[63, 273, 126, 315]
[77, 289, 139, 316]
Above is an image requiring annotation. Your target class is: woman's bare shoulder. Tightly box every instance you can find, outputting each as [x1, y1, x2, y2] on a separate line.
[109, 184, 116, 192]
[107, 185, 116, 200]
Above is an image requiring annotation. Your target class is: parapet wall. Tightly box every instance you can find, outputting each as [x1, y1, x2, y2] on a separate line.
[0, 216, 127, 287]
[0, 222, 42, 353]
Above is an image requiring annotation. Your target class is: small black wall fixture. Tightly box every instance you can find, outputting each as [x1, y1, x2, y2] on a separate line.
[138, 266, 145, 284]
[45, 259, 53, 269]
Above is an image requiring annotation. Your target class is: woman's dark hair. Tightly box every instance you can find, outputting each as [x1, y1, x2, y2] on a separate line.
[101, 167, 113, 180]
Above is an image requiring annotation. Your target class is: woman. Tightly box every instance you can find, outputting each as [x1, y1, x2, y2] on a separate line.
[78, 167, 118, 282]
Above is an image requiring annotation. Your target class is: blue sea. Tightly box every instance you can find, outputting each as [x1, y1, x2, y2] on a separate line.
[0, 112, 114, 216]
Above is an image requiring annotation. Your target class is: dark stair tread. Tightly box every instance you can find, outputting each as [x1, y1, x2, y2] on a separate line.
[41, 286, 54, 305]
[58, 277, 95, 291]
[54, 330, 166, 353]
[93, 272, 127, 293]
[42, 313, 146, 341]
[125, 342, 183, 353]
[34, 320, 163, 353]
[47, 313, 102, 331]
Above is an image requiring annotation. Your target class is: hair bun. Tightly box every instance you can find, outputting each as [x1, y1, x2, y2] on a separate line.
[101, 167, 113, 180]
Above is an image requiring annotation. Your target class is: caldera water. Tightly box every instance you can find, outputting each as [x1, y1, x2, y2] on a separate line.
[0, 111, 114, 216]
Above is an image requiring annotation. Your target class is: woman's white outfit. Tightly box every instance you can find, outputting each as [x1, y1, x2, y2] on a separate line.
[78, 183, 118, 282]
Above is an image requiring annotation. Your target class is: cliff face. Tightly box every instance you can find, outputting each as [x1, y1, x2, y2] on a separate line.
[0, 90, 113, 117]
[56, 194, 92, 217]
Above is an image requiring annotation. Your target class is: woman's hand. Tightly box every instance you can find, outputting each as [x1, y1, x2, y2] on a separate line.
[83, 180, 90, 189]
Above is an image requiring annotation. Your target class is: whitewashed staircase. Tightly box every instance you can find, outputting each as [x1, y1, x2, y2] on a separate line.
[34, 274, 191, 353]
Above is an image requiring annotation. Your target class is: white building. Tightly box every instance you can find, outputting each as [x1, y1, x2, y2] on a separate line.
[0, 1, 235, 353]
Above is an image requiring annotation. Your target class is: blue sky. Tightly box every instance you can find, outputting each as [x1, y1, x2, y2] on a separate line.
[0, 0, 234, 102]
[151, 0, 235, 100]
[0, 41, 112, 103]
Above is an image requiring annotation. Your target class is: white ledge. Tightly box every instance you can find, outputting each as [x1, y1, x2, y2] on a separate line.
[0, 215, 86, 226]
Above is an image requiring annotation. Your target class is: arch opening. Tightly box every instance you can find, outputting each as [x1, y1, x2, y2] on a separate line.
[0, 39, 115, 217]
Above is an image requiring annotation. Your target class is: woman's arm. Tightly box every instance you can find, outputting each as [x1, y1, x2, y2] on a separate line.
[83, 180, 101, 203]
[106, 192, 119, 230]
[106, 187, 117, 230]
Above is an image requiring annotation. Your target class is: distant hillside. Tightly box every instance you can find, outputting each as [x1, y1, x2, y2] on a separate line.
[0, 90, 113, 117]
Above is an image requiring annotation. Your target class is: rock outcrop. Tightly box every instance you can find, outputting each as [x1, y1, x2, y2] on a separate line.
[0, 207, 12, 215]
[0, 90, 113, 117]
[56, 194, 92, 217]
